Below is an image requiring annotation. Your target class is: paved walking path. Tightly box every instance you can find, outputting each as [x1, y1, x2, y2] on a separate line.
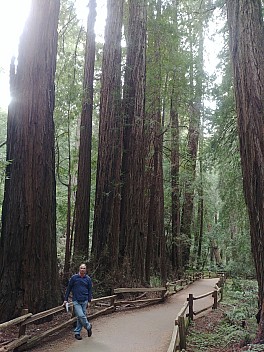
[62, 278, 219, 352]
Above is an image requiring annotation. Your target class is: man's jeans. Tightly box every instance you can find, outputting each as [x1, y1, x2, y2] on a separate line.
[73, 300, 91, 335]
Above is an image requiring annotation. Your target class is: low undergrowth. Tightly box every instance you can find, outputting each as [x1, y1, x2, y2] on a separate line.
[186, 278, 264, 351]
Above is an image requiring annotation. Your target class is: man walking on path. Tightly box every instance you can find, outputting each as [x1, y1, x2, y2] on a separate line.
[62, 278, 219, 352]
[63, 263, 93, 340]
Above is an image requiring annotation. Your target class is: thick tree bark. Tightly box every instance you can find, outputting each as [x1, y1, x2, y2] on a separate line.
[226, 0, 264, 342]
[91, 0, 124, 275]
[73, 0, 96, 265]
[170, 76, 181, 273]
[145, 0, 166, 284]
[0, 0, 61, 322]
[120, 0, 147, 284]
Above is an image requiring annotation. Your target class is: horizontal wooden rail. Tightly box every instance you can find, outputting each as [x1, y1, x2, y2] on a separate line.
[194, 305, 212, 316]
[175, 302, 189, 325]
[0, 335, 30, 352]
[91, 295, 117, 303]
[167, 325, 180, 352]
[21, 305, 72, 326]
[115, 297, 162, 306]
[17, 318, 77, 351]
[113, 287, 166, 294]
[88, 306, 116, 319]
[167, 272, 226, 352]
[192, 290, 214, 300]
[0, 314, 32, 330]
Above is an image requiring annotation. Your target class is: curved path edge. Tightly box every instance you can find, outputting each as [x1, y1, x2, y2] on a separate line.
[60, 278, 219, 352]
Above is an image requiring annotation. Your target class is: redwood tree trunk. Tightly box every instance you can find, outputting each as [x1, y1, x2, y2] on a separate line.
[0, 0, 61, 321]
[170, 78, 181, 273]
[91, 0, 124, 276]
[120, 0, 147, 284]
[226, 0, 264, 341]
[145, 0, 166, 284]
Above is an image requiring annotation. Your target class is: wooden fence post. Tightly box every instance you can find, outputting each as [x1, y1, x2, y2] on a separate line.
[111, 296, 116, 310]
[212, 290, 217, 309]
[178, 315, 186, 350]
[220, 287, 224, 301]
[13, 309, 29, 352]
[18, 309, 29, 337]
[188, 294, 194, 320]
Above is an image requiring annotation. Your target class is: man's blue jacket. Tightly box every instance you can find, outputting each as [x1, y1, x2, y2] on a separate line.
[65, 274, 92, 302]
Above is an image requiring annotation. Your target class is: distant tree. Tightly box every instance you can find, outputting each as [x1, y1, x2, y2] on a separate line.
[91, 0, 124, 280]
[193, 136, 205, 269]
[0, 0, 61, 321]
[55, 0, 86, 272]
[180, 8, 204, 269]
[226, 0, 264, 341]
[73, 0, 96, 266]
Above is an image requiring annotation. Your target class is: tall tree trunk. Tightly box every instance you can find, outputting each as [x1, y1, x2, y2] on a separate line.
[170, 96, 181, 272]
[180, 14, 204, 269]
[64, 26, 83, 276]
[196, 182, 204, 267]
[145, 0, 166, 284]
[0, 0, 61, 322]
[91, 0, 124, 278]
[73, 0, 96, 265]
[120, 0, 147, 284]
[226, 0, 264, 341]
[193, 130, 204, 269]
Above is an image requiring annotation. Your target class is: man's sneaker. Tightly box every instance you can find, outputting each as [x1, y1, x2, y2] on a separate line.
[75, 334, 82, 340]
[87, 324, 92, 337]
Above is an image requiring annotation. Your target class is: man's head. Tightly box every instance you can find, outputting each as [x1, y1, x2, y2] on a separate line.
[79, 263, 87, 276]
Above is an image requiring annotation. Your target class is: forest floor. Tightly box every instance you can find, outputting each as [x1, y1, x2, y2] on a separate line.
[187, 277, 264, 352]
[187, 307, 263, 352]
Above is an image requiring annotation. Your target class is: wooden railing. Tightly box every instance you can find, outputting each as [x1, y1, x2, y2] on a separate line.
[167, 273, 226, 352]
[0, 272, 217, 352]
[0, 286, 168, 352]
[0, 294, 118, 352]
[113, 287, 167, 308]
[166, 272, 203, 294]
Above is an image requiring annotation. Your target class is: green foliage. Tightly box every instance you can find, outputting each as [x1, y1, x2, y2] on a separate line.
[225, 279, 258, 322]
[188, 279, 258, 351]
[54, 0, 101, 250]
[54, 0, 86, 256]
[188, 322, 243, 351]
[150, 276, 162, 287]
[198, 10, 252, 277]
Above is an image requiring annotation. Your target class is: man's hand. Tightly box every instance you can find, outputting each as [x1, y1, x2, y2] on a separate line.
[63, 300, 67, 306]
